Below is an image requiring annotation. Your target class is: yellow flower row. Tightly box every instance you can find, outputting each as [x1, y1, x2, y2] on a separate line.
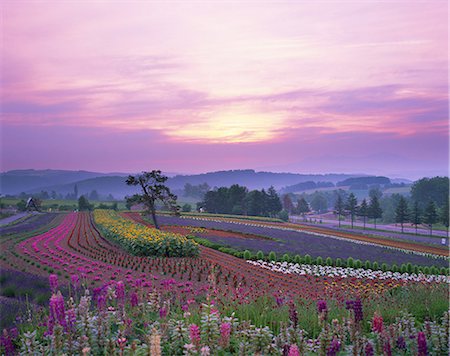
[93, 210, 199, 257]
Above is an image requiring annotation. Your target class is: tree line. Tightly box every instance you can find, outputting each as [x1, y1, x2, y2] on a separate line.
[283, 177, 449, 236]
[200, 184, 284, 219]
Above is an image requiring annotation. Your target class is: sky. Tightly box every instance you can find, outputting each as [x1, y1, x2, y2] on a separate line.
[1, 1, 448, 179]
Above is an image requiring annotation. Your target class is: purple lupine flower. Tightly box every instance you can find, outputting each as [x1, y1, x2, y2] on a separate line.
[49, 274, 58, 292]
[327, 338, 341, 356]
[67, 308, 77, 330]
[317, 300, 328, 313]
[49, 292, 66, 333]
[345, 300, 354, 310]
[353, 299, 363, 322]
[130, 292, 139, 307]
[275, 296, 284, 306]
[97, 294, 107, 311]
[189, 324, 201, 347]
[70, 274, 79, 289]
[0, 329, 15, 356]
[383, 339, 392, 356]
[417, 332, 428, 356]
[289, 302, 298, 329]
[220, 322, 232, 347]
[396, 336, 406, 350]
[116, 281, 125, 301]
[364, 342, 374, 356]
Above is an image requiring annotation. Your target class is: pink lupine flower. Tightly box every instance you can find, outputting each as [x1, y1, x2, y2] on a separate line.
[159, 306, 167, 319]
[130, 292, 139, 307]
[48, 292, 66, 333]
[371, 312, 384, 333]
[219, 322, 231, 348]
[70, 274, 79, 289]
[189, 324, 201, 347]
[116, 281, 125, 301]
[49, 274, 58, 293]
[200, 346, 210, 356]
[288, 344, 300, 356]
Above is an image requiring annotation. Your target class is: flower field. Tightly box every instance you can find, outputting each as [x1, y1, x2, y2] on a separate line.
[0, 210, 448, 355]
[93, 210, 199, 257]
[153, 215, 449, 268]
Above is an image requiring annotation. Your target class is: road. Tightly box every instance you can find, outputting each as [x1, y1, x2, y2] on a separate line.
[289, 215, 449, 246]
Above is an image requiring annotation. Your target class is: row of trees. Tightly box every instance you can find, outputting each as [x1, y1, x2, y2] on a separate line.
[332, 193, 448, 236]
[8, 186, 116, 202]
[394, 197, 448, 236]
[201, 184, 283, 218]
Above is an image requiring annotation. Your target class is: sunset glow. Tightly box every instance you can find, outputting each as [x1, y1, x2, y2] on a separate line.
[1, 1, 448, 178]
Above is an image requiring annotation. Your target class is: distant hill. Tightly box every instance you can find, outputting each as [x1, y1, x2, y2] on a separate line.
[280, 181, 335, 194]
[0, 169, 123, 195]
[1, 169, 383, 199]
[336, 176, 391, 188]
[167, 170, 361, 191]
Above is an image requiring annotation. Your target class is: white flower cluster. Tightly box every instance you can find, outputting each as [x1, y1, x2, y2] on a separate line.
[185, 216, 447, 260]
[247, 260, 450, 284]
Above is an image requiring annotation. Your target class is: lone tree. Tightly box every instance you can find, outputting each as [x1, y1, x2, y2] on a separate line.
[334, 194, 345, 228]
[125, 170, 179, 230]
[423, 200, 438, 236]
[346, 193, 358, 229]
[395, 196, 409, 233]
[78, 196, 92, 211]
[357, 198, 369, 229]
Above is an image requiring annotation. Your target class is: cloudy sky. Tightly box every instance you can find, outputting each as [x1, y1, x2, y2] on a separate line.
[1, 1, 448, 179]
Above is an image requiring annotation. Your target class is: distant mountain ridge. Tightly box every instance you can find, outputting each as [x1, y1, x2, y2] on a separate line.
[0, 168, 407, 199]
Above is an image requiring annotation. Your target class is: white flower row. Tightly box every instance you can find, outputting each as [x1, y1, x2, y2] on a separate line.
[247, 260, 450, 284]
[184, 216, 448, 260]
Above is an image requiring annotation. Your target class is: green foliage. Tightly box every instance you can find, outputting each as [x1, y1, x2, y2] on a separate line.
[256, 250, 265, 260]
[78, 196, 92, 211]
[16, 200, 27, 211]
[243, 250, 252, 260]
[126, 170, 179, 229]
[304, 254, 312, 264]
[277, 210, 289, 222]
[335, 258, 342, 267]
[282, 253, 290, 262]
[295, 197, 310, 216]
[268, 251, 276, 262]
[346, 257, 354, 268]
[294, 254, 302, 264]
[364, 260, 371, 270]
[354, 259, 362, 268]
[310, 192, 328, 213]
[315, 256, 323, 265]
[368, 195, 382, 226]
[181, 203, 192, 212]
[424, 200, 439, 235]
[346, 193, 358, 228]
[411, 176, 449, 209]
[395, 196, 409, 232]
[325, 257, 333, 266]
